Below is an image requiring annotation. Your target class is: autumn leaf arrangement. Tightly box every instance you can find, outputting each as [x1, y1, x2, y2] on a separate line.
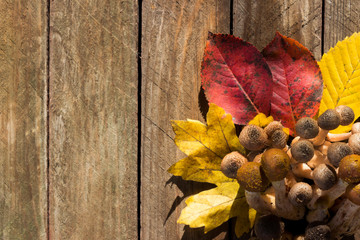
[168, 32, 360, 239]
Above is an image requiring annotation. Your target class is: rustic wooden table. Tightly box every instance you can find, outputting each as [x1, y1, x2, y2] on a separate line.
[0, 0, 359, 239]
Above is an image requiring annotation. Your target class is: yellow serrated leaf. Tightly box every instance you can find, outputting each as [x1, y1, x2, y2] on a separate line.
[168, 103, 246, 184]
[248, 113, 274, 128]
[318, 32, 360, 133]
[178, 182, 248, 234]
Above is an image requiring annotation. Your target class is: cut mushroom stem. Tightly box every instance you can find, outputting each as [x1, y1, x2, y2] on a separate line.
[326, 132, 352, 142]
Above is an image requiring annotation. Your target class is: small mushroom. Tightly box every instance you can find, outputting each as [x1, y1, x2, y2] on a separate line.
[304, 222, 331, 240]
[335, 105, 355, 126]
[288, 182, 313, 207]
[261, 148, 305, 220]
[349, 133, 360, 154]
[312, 109, 341, 146]
[295, 117, 319, 139]
[254, 214, 284, 240]
[327, 142, 353, 168]
[264, 121, 283, 137]
[291, 140, 315, 163]
[237, 162, 273, 214]
[313, 164, 337, 190]
[239, 125, 270, 151]
[221, 151, 248, 178]
[308, 154, 360, 209]
[271, 129, 288, 149]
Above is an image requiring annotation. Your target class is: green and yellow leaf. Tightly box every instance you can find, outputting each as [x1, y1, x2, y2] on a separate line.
[178, 182, 250, 234]
[168, 104, 245, 184]
[318, 32, 360, 133]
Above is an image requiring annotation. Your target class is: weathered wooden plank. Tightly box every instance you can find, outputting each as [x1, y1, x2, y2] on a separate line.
[49, 1, 138, 239]
[0, 0, 48, 239]
[233, 0, 323, 60]
[323, 0, 360, 53]
[141, 1, 230, 239]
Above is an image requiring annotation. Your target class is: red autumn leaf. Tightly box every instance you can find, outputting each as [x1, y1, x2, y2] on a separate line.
[201, 33, 273, 125]
[262, 32, 323, 135]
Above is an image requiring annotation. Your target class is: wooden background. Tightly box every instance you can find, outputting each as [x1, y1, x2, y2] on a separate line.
[0, 0, 359, 239]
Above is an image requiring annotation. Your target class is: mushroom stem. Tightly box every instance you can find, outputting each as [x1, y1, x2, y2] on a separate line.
[244, 190, 275, 214]
[311, 128, 328, 146]
[272, 180, 305, 220]
[316, 141, 332, 155]
[292, 163, 313, 179]
[328, 199, 360, 239]
[306, 207, 329, 223]
[307, 179, 348, 210]
[306, 150, 328, 169]
[326, 132, 352, 142]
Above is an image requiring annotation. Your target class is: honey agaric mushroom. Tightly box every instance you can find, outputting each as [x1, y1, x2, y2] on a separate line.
[304, 222, 331, 240]
[220, 151, 248, 178]
[288, 182, 313, 207]
[327, 142, 353, 168]
[312, 109, 341, 146]
[261, 148, 305, 220]
[254, 214, 284, 240]
[349, 133, 360, 154]
[264, 121, 283, 137]
[328, 183, 360, 238]
[308, 154, 360, 210]
[295, 117, 319, 139]
[237, 162, 273, 214]
[335, 105, 355, 126]
[291, 140, 315, 163]
[239, 125, 270, 151]
[313, 164, 337, 190]
[271, 129, 288, 149]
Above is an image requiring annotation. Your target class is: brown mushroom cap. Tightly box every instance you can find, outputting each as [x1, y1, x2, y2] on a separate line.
[221, 151, 248, 179]
[291, 140, 315, 163]
[348, 133, 360, 154]
[261, 148, 290, 181]
[335, 105, 355, 126]
[338, 154, 360, 183]
[288, 182, 313, 207]
[239, 125, 269, 151]
[295, 117, 319, 139]
[237, 162, 270, 192]
[264, 121, 283, 137]
[271, 129, 288, 149]
[317, 109, 341, 130]
[327, 142, 353, 168]
[313, 164, 337, 190]
[346, 183, 360, 205]
[254, 214, 284, 240]
[304, 223, 331, 240]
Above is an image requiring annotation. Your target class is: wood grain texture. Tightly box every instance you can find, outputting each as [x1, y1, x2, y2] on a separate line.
[49, 1, 138, 239]
[323, 0, 360, 53]
[0, 0, 48, 239]
[233, 0, 323, 60]
[141, 0, 230, 239]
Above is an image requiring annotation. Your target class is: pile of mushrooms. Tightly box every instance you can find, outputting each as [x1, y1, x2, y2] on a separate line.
[221, 105, 360, 239]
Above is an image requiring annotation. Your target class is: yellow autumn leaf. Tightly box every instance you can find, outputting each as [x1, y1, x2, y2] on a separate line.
[235, 207, 257, 238]
[318, 32, 360, 133]
[178, 182, 250, 234]
[248, 113, 290, 135]
[248, 113, 274, 127]
[168, 103, 245, 184]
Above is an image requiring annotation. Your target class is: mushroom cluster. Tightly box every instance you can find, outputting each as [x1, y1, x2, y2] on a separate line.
[221, 105, 360, 239]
